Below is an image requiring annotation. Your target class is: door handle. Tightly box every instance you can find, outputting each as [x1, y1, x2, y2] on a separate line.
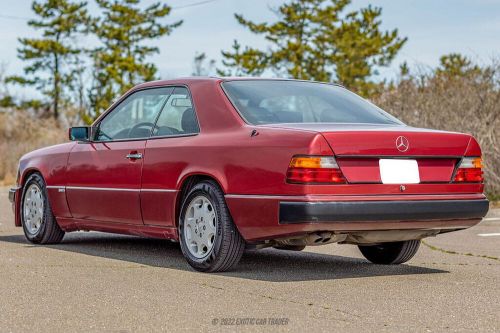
[126, 153, 143, 160]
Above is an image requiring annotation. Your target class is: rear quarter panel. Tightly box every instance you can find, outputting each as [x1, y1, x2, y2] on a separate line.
[143, 127, 328, 195]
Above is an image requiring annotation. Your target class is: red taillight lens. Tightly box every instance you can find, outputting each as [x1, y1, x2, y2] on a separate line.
[286, 156, 346, 184]
[453, 157, 484, 183]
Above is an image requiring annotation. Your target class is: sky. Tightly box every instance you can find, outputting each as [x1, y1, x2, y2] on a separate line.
[1, 0, 500, 98]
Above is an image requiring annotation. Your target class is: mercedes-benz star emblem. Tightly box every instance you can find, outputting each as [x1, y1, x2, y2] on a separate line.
[396, 136, 409, 152]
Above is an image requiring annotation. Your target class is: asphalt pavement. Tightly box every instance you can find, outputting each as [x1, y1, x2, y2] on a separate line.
[0, 187, 499, 332]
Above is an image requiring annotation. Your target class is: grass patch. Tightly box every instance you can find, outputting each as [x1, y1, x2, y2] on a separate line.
[422, 241, 499, 262]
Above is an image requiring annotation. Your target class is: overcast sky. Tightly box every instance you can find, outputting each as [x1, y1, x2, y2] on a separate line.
[1, 0, 500, 98]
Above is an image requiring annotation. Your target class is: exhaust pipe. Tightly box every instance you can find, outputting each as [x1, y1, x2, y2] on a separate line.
[274, 232, 347, 247]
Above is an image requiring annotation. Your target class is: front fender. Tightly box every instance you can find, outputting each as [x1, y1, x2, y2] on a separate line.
[15, 142, 75, 226]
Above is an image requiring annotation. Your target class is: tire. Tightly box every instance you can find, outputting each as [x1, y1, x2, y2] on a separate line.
[179, 180, 245, 272]
[273, 245, 306, 251]
[20, 173, 65, 244]
[358, 240, 420, 265]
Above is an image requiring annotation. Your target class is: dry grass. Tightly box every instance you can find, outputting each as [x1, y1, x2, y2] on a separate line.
[0, 110, 65, 185]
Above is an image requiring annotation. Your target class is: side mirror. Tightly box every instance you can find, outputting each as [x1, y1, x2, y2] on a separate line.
[69, 126, 91, 142]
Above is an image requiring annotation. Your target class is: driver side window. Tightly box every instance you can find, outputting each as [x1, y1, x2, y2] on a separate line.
[96, 87, 173, 141]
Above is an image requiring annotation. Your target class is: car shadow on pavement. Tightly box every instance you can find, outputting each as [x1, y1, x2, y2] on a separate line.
[0, 232, 447, 282]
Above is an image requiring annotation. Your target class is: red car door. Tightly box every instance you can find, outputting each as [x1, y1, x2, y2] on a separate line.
[65, 87, 174, 224]
[141, 86, 201, 226]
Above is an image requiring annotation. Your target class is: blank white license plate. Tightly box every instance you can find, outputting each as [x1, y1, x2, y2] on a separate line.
[379, 159, 420, 184]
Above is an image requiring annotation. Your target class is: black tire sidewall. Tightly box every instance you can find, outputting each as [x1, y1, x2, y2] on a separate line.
[359, 242, 402, 264]
[20, 174, 51, 243]
[178, 182, 226, 271]
[359, 240, 420, 265]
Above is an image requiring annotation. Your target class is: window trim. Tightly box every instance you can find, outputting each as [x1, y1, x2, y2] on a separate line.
[148, 132, 199, 141]
[91, 84, 200, 143]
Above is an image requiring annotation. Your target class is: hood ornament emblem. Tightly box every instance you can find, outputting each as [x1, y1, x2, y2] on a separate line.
[396, 136, 409, 152]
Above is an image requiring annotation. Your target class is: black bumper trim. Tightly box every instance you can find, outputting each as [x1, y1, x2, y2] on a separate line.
[279, 199, 489, 224]
[8, 188, 17, 204]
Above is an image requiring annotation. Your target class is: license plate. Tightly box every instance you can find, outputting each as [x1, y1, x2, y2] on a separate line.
[379, 159, 420, 184]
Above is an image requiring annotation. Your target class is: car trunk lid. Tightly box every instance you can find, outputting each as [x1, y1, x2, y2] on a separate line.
[321, 125, 470, 184]
[319, 125, 470, 156]
[262, 123, 472, 184]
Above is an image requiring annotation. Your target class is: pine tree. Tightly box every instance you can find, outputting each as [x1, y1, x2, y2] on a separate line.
[219, 0, 406, 97]
[7, 0, 88, 120]
[0, 64, 15, 107]
[87, 0, 182, 121]
[436, 53, 480, 78]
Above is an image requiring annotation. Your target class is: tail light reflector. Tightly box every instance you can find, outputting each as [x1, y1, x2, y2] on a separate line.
[287, 156, 346, 184]
[453, 157, 483, 183]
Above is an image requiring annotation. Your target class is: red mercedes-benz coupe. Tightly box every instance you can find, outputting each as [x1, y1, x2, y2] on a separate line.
[9, 78, 489, 272]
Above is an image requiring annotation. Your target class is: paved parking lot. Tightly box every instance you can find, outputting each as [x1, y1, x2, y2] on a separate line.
[0, 188, 499, 332]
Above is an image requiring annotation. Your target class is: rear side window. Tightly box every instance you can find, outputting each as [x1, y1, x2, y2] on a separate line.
[222, 80, 402, 125]
[152, 87, 200, 137]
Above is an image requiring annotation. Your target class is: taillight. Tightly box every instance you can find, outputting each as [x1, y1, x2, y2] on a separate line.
[286, 156, 346, 184]
[453, 157, 483, 183]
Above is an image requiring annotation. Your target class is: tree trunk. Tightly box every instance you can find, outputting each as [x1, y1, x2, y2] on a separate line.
[53, 52, 60, 121]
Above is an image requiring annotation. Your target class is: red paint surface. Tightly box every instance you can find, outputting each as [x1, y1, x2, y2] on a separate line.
[12, 77, 486, 240]
[337, 157, 457, 183]
[65, 141, 145, 224]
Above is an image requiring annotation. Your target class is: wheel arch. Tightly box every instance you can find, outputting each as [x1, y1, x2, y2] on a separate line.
[174, 173, 227, 228]
[20, 167, 43, 186]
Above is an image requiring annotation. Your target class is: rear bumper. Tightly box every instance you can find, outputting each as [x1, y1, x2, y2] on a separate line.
[280, 199, 489, 224]
[225, 193, 489, 241]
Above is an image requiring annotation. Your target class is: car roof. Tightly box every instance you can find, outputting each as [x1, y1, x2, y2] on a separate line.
[133, 77, 342, 90]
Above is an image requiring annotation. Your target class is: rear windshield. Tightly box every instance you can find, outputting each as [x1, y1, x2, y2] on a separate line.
[221, 80, 402, 125]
